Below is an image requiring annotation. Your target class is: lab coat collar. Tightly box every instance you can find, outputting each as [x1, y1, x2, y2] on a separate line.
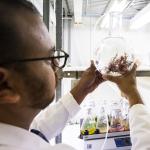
[0, 122, 50, 149]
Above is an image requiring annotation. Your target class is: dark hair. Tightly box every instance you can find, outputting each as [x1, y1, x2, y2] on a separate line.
[0, 0, 40, 69]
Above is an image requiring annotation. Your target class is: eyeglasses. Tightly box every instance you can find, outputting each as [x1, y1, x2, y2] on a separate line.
[0, 50, 69, 69]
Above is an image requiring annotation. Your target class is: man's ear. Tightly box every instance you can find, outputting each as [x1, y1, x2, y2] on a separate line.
[0, 68, 20, 104]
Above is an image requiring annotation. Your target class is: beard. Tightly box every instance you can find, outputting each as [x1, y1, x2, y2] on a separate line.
[30, 77, 56, 109]
[30, 94, 55, 109]
[21, 69, 57, 110]
[17, 61, 60, 110]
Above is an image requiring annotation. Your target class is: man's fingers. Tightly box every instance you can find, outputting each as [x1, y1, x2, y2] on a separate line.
[91, 60, 94, 65]
[95, 70, 105, 82]
[130, 63, 137, 74]
[90, 60, 96, 70]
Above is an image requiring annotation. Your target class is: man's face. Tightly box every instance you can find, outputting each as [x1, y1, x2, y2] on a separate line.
[14, 9, 57, 109]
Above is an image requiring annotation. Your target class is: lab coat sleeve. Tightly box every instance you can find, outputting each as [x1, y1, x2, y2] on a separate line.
[129, 104, 150, 150]
[30, 93, 81, 140]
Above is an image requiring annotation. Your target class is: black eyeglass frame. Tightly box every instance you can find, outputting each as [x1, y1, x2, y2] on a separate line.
[0, 50, 69, 69]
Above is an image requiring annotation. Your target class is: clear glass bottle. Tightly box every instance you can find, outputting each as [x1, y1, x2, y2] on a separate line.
[109, 101, 124, 132]
[121, 99, 130, 131]
[96, 106, 108, 134]
[95, 12, 134, 76]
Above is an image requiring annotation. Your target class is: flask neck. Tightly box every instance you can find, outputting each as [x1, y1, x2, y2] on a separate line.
[108, 12, 122, 37]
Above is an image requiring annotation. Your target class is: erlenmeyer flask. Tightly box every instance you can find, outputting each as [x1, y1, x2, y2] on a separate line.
[95, 12, 134, 76]
[80, 108, 96, 135]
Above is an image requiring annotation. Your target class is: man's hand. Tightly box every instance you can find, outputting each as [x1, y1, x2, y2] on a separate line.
[103, 63, 143, 107]
[70, 61, 104, 104]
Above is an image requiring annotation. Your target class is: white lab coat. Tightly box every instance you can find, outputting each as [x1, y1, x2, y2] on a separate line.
[30, 93, 80, 140]
[129, 104, 150, 150]
[0, 93, 150, 150]
[0, 93, 80, 150]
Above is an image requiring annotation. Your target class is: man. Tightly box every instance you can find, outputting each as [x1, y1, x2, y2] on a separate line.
[104, 64, 150, 150]
[0, 0, 103, 149]
[0, 1, 149, 150]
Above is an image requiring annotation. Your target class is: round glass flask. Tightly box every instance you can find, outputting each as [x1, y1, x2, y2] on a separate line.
[95, 12, 134, 76]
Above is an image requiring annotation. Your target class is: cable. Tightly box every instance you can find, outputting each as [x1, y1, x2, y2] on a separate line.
[93, 15, 104, 50]
[100, 107, 109, 150]
[92, 9, 111, 150]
